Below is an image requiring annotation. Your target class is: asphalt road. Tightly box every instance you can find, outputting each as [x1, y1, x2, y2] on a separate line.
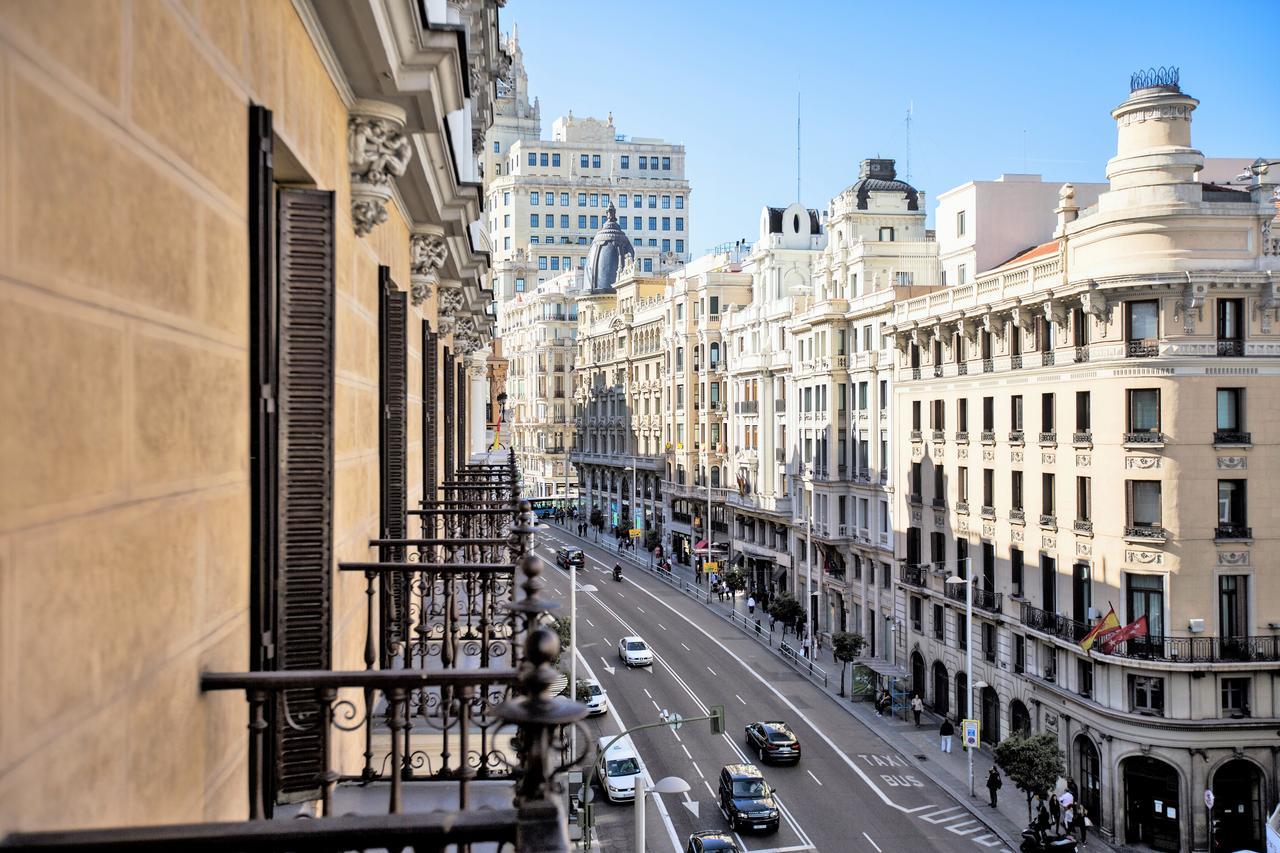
[534, 524, 1010, 853]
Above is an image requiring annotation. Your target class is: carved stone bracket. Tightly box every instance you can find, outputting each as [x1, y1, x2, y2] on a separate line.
[1043, 299, 1067, 328]
[957, 316, 979, 344]
[1255, 278, 1278, 334]
[1080, 282, 1112, 331]
[437, 281, 466, 335]
[1173, 280, 1206, 334]
[348, 100, 412, 237]
[983, 312, 1006, 341]
[410, 232, 448, 306]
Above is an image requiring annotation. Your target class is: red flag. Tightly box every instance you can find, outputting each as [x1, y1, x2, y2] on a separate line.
[1100, 615, 1148, 654]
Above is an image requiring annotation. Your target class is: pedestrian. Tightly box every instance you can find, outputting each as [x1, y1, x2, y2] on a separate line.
[1049, 789, 1061, 832]
[1066, 776, 1079, 803]
[747, 595, 756, 615]
[939, 718, 954, 753]
[986, 767, 1002, 808]
[880, 691, 893, 718]
[815, 632, 823, 652]
[1034, 800, 1051, 837]
[910, 693, 923, 726]
[1074, 804, 1088, 846]
[801, 637, 810, 659]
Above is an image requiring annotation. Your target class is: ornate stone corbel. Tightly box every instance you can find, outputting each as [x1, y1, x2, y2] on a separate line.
[1080, 281, 1111, 329]
[1009, 302, 1030, 330]
[909, 325, 928, 348]
[348, 100, 413, 237]
[437, 281, 466, 335]
[1043, 299, 1067, 328]
[983, 312, 1006, 341]
[958, 316, 979, 344]
[1254, 276, 1277, 334]
[1172, 278, 1206, 334]
[409, 232, 447, 306]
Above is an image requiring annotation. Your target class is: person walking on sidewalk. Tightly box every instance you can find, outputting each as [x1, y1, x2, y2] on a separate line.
[747, 595, 756, 616]
[910, 693, 923, 726]
[1049, 789, 1062, 832]
[1073, 804, 1089, 846]
[939, 718, 954, 753]
[986, 767, 1002, 807]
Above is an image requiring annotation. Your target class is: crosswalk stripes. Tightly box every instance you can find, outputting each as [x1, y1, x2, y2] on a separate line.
[905, 805, 1011, 850]
[918, 805, 964, 823]
[971, 833, 1005, 847]
[944, 820, 984, 836]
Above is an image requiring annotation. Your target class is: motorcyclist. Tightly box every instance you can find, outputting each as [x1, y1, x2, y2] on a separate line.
[613, 563, 623, 581]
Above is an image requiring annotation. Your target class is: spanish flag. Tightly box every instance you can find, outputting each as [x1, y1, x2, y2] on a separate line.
[1080, 605, 1121, 652]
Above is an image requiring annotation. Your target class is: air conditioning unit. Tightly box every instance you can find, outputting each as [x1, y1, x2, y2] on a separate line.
[1187, 618, 1205, 633]
[1087, 607, 1100, 620]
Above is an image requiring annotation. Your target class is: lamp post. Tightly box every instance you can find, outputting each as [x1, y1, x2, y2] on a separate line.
[805, 501, 813, 657]
[945, 566, 975, 798]
[636, 775, 690, 853]
[569, 576, 597, 762]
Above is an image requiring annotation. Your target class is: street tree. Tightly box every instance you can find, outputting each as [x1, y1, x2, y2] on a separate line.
[992, 732, 1065, 822]
[644, 529, 660, 551]
[831, 632, 866, 696]
[767, 593, 804, 632]
[722, 567, 747, 596]
[589, 507, 603, 529]
[550, 614, 571, 667]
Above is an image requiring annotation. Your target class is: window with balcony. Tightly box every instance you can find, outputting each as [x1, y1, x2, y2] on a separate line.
[1216, 480, 1248, 539]
[911, 596, 923, 631]
[911, 400, 922, 433]
[1076, 476, 1092, 533]
[956, 612, 968, 650]
[957, 398, 969, 434]
[982, 469, 994, 513]
[1072, 561, 1092, 625]
[1041, 554, 1056, 613]
[1215, 388, 1248, 444]
[956, 538, 969, 579]
[1013, 634, 1026, 673]
[1040, 392, 1055, 443]
[1217, 298, 1244, 356]
[1129, 674, 1165, 715]
[1218, 574, 1249, 641]
[1126, 572, 1165, 640]
[932, 466, 945, 507]
[1010, 394, 1024, 439]
[1126, 480, 1162, 537]
[1221, 677, 1251, 718]
[983, 622, 997, 662]
[958, 466, 969, 506]
[910, 462, 923, 503]
[982, 396, 994, 441]
[1041, 473, 1055, 524]
[1125, 299, 1159, 357]
[1074, 390, 1091, 444]
[1125, 388, 1161, 442]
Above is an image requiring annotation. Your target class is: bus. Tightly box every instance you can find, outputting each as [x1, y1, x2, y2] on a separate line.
[529, 498, 565, 519]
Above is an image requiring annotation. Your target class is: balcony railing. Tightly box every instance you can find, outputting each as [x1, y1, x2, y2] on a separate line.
[931, 497, 946, 509]
[1074, 519, 1093, 535]
[735, 400, 759, 414]
[956, 500, 969, 514]
[1214, 430, 1251, 445]
[1042, 350, 1056, 366]
[981, 504, 996, 518]
[1215, 523, 1252, 540]
[1124, 524, 1166, 542]
[1073, 431, 1092, 445]
[908, 493, 923, 506]
[974, 587, 1003, 613]
[1126, 339, 1158, 358]
[980, 430, 995, 444]
[1008, 430, 1025, 445]
[982, 358, 994, 373]
[1123, 430, 1164, 444]
[931, 429, 945, 442]
[957, 362, 969, 375]
[1038, 431, 1056, 445]
[1073, 345, 1090, 363]
[910, 429, 923, 441]
[1009, 508, 1025, 523]
[1217, 339, 1245, 356]
[1039, 513, 1057, 529]
[775, 398, 786, 413]
[955, 431, 969, 444]
[1010, 354, 1023, 370]
[1020, 602, 1091, 643]
[1100, 634, 1280, 663]
[911, 367, 921, 380]
[933, 365, 944, 378]
[901, 563, 929, 588]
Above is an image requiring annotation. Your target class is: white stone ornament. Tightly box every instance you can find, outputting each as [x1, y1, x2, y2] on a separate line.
[348, 100, 413, 237]
[410, 234, 447, 306]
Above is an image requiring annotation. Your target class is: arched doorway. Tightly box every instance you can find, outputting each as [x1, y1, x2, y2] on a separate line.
[1212, 759, 1264, 851]
[1122, 755, 1180, 851]
[1009, 700, 1031, 736]
[911, 652, 925, 699]
[932, 661, 949, 716]
[980, 686, 999, 744]
[955, 672, 968, 722]
[1075, 735, 1102, 827]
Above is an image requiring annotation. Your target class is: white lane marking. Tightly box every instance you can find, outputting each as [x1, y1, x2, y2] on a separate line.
[637, 606, 646, 614]
[572, 649, 682, 852]
[691, 762, 705, 779]
[672, 730, 682, 743]
[806, 769, 823, 786]
[643, 688, 653, 699]
[862, 832, 882, 852]
[651, 700, 661, 711]
[919, 806, 964, 823]
[707, 666, 717, 675]
[681, 642, 692, 651]
[944, 821, 983, 837]
[617, 592, 625, 598]
[658, 623, 666, 631]
[584, 617, 594, 627]
[735, 694, 746, 705]
[680, 744, 692, 759]
[972, 834, 1004, 847]
[703, 780, 715, 797]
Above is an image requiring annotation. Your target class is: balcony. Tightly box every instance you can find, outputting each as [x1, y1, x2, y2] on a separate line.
[911, 367, 921, 380]
[955, 431, 969, 444]
[957, 362, 969, 375]
[931, 429, 946, 442]
[1073, 431, 1092, 446]
[1217, 339, 1245, 357]
[910, 429, 923, 442]
[1008, 430, 1025, 446]
[1073, 345, 1089, 363]
[980, 430, 995, 444]
[907, 493, 923, 506]
[735, 400, 759, 414]
[1124, 524, 1166, 543]
[982, 358, 994, 373]
[981, 504, 995, 518]
[955, 500, 969, 514]
[1215, 523, 1252, 540]
[931, 497, 946, 509]
[900, 563, 928, 589]
[975, 586, 1003, 614]
[1099, 634, 1280, 663]
[1020, 602, 1091, 644]
[1214, 430, 1251, 445]
[1038, 431, 1056, 446]
[775, 398, 786, 413]
[1009, 508, 1025, 524]
[933, 365, 944, 378]
[1010, 354, 1023, 370]
[1042, 350, 1056, 366]
[1126, 339, 1158, 358]
[1123, 430, 1164, 446]
[1039, 513, 1057, 530]
[1073, 519, 1093, 535]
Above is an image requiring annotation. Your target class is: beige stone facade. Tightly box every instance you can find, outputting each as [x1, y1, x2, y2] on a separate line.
[888, 79, 1280, 852]
[0, 0, 500, 836]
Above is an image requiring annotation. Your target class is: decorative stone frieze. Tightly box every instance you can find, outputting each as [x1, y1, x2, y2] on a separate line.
[1124, 549, 1164, 565]
[1216, 456, 1247, 470]
[410, 232, 447, 306]
[437, 281, 466, 334]
[1125, 456, 1161, 469]
[1217, 551, 1249, 566]
[348, 100, 413, 237]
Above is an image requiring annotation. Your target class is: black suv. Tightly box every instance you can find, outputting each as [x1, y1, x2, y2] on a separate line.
[555, 547, 584, 570]
[685, 831, 740, 853]
[743, 721, 801, 765]
[717, 764, 779, 834]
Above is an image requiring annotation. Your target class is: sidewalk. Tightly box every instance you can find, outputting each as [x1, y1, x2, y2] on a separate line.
[549, 519, 1119, 851]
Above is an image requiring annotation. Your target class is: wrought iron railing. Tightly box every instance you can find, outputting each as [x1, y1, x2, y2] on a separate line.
[982, 358, 994, 373]
[1042, 350, 1056, 366]
[932, 429, 946, 442]
[1101, 634, 1280, 663]
[1020, 602, 1090, 643]
[1126, 339, 1158, 358]
[1123, 430, 1164, 444]
[1009, 430, 1025, 445]
[1009, 508, 1025, 523]
[1125, 524, 1166, 541]
[900, 563, 928, 588]
[1038, 431, 1056, 445]
[980, 430, 995, 443]
[1074, 519, 1093, 535]
[974, 587, 1003, 614]
[1073, 345, 1089, 363]
[1214, 523, 1252, 540]
[1213, 430, 1251, 444]
[1073, 431, 1092, 445]
[955, 431, 969, 444]
[1216, 339, 1244, 357]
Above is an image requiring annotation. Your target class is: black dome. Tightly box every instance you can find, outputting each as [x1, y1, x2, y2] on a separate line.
[585, 204, 634, 294]
[844, 158, 920, 211]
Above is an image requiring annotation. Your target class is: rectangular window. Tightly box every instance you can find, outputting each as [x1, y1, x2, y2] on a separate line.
[1219, 574, 1249, 639]
[1127, 480, 1162, 530]
[1076, 391, 1091, 431]
[912, 400, 922, 430]
[530, 213, 539, 227]
[530, 191, 539, 205]
[933, 604, 945, 640]
[618, 194, 628, 209]
[620, 216, 628, 229]
[514, 277, 525, 293]
[662, 156, 671, 170]
[580, 154, 589, 168]
[632, 217, 642, 232]
[957, 264, 967, 285]
[546, 193, 555, 207]
[662, 195, 671, 209]
[1130, 675, 1165, 715]
[958, 466, 968, 502]
[1011, 470, 1024, 510]
[560, 215, 569, 228]
[1013, 635, 1025, 673]
[1127, 388, 1161, 433]
[1217, 479, 1247, 531]
[549, 257, 560, 270]
[577, 192, 587, 206]
[958, 398, 969, 431]
[592, 154, 601, 168]
[676, 196, 685, 209]
[1217, 297, 1244, 342]
[649, 217, 658, 230]
[956, 209, 966, 237]
[649, 156, 658, 169]
[1078, 659, 1093, 698]
[1077, 476, 1091, 522]
[662, 217, 671, 231]
[1011, 548, 1024, 597]
[1041, 393, 1055, 432]
[910, 596, 923, 631]
[639, 156, 647, 169]
[982, 396, 994, 431]
[1221, 677, 1250, 717]
[621, 155, 630, 169]
[1126, 299, 1159, 352]
[676, 239, 684, 253]
[1041, 554, 1056, 612]
[528, 151, 537, 166]
[879, 226, 895, 241]
[578, 215, 587, 229]
[589, 193, 599, 207]
[551, 154, 560, 166]
[560, 192, 569, 206]
[1011, 395, 1023, 431]
[983, 622, 996, 662]
[983, 468, 994, 507]
[1126, 572, 1165, 639]
[661, 238, 671, 252]
[538, 256, 548, 270]
[643, 258, 652, 272]
[648, 195, 657, 208]
[956, 613, 968, 650]
[590, 215, 599, 229]
[1216, 388, 1244, 436]
[1042, 473, 1055, 516]
[544, 214, 553, 227]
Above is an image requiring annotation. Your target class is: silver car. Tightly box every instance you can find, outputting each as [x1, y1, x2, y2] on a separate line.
[617, 636, 653, 667]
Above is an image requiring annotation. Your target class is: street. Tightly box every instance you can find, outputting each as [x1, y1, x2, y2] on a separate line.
[535, 525, 1010, 853]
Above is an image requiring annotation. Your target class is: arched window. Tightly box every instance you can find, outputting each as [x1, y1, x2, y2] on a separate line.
[709, 342, 720, 367]
[711, 466, 720, 488]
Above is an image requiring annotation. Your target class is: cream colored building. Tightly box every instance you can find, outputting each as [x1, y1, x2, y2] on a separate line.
[0, 0, 508, 842]
[888, 74, 1280, 853]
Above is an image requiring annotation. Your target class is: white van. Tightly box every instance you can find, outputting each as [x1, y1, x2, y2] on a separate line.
[597, 735, 644, 803]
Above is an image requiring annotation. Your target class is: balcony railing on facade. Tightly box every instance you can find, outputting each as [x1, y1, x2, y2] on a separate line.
[1215, 523, 1252, 540]
[1214, 430, 1251, 445]
[943, 581, 1002, 614]
[1020, 602, 1091, 644]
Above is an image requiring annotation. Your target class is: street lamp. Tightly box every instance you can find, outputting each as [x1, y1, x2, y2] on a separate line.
[569, 577, 598, 760]
[636, 775, 690, 853]
[944, 571, 975, 798]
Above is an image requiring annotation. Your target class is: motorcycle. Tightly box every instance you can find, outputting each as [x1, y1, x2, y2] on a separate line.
[613, 564, 623, 582]
[1019, 827, 1078, 852]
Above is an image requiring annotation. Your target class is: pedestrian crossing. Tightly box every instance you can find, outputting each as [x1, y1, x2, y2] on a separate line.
[907, 804, 1007, 848]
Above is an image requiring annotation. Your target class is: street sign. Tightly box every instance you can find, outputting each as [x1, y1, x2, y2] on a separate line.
[659, 709, 684, 731]
[630, 528, 643, 536]
[962, 719, 980, 749]
[709, 705, 725, 735]
[704, 561, 719, 571]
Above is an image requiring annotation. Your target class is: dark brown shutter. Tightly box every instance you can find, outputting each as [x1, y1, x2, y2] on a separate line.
[443, 347, 455, 478]
[422, 322, 438, 498]
[456, 359, 467, 465]
[274, 187, 336, 802]
[379, 268, 408, 665]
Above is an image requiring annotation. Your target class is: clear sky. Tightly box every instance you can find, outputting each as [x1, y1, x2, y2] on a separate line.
[502, 0, 1277, 256]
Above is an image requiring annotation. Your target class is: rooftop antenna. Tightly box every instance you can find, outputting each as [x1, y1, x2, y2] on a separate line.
[904, 100, 913, 182]
[796, 89, 802, 203]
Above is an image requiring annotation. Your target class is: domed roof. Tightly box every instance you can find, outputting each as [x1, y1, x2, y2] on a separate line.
[844, 158, 919, 211]
[585, 204, 634, 294]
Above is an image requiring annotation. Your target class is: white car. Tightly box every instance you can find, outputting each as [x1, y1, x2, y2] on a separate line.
[617, 636, 653, 667]
[583, 678, 608, 715]
[598, 735, 643, 802]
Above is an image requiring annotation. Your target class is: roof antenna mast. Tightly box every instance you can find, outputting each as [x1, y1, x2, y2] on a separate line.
[904, 100, 913, 183]
[796, 89, 802, 203]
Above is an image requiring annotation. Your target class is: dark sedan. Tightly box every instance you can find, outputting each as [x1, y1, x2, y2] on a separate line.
[743, 720, 802, 764]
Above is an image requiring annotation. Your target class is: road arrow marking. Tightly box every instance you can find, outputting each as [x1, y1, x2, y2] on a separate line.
[599, 657, 615, 675]
[681, 795, 700, 819]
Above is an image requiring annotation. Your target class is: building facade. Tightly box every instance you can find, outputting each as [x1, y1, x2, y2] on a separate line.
[889, 76, 1280, 852]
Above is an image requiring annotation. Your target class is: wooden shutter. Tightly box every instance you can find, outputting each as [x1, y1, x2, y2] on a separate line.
[379, 268, 408, 665]
[422, 323, 438, 498]
[274, 187, 336, 802]
[443, 347, 455, 478]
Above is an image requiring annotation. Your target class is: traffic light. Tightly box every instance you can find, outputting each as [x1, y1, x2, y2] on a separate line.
[709, 704, 725, 735]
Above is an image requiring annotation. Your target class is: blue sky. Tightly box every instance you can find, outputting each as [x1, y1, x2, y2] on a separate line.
[502, 0, 1277, 256]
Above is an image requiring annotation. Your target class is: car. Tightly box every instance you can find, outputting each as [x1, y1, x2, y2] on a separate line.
[582, 678, 608, 716]
[717, 763, 780, 834]
[617, 636, 653, 667]
[555, 547, 584, 570]
[597, 735, 643, 803]
[743, 720, 802, 765]
[685, 830, 741, 853]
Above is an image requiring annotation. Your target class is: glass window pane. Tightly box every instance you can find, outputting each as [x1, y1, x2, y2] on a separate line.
[1129, 301, 1158, 339]
[1131, 481, 1161, 525]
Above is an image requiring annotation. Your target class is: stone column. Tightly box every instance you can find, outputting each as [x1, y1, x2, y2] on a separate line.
[468, 350, 489, 458]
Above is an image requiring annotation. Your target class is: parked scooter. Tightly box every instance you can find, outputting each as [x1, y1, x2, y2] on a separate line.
[1019, 827, 1078, 852]
[613, 564, 623, 582]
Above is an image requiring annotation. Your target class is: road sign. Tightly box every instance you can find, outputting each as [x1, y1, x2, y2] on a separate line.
[962, 719, 980, 749]
[659, 709, 684, 731]
[630, 528, 643, 536]
[704, 561, 719, 571]
[709, 705, 725, 735]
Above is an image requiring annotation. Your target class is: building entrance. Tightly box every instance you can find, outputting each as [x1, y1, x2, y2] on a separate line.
[1123, 756, 1180, 851]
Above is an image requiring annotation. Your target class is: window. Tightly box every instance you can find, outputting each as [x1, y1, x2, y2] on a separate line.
[560, 215, 569, 228]
[527, 151, 537, 166]
[662, 217, 671, 231]
[578, 215, 587, 229]
[649, 156, 658, 169]
[632, 217, 642, 232]
[1041, 554, 1056, 612]
[551, 154, 560, 166]
[1078, 659, 1093, 698]
[956, 612, 968, 650]
[1129, 675, 1165, 715]
[933, 466, 944, 504]
[1126, 300, 1159, 354]
[620, 216, 628, 229]
[643, 258, 652, 272]
[911, 400, 921, 430]
[910, 596, 923, 631]
[983, 622, 997, 662]
[982, 469, 994, 508]
[958, 466, 968, 502]
[1076, 477, 1091, 522]
[561, 256, 570, 270]
[1216, 388, 1244, 440]
[709, 296, 720, 316]
[544, 214, 553, 227]
[1127, 480, 1162, 531]
[592, 154, 601, 168]
[503, 191, 510, 206]
[1126, 389, 1160, 434]
[982, 396, 994, 431]
[590, 215, 599, 229]
[1041, 393, 1055, 433]
[1218, 575, 1248, 640]
[676, 239, 684, 253]
[1217, 298, 1244, 343]
[933, 604, 945, 640]
[1011, 395, 1023, 431]
[589, 193, 599, 207]
[662, 156, 671, 170]
[661, 195, 671, 209]
[1126, 573, 1165, 639]
[1217, 480, 1247, 534]
[538, 256, 548, 270]
[621, 155, 630, 169]
[649, 217, 657, 230]
[549, 257, 559, 270]
[639, 156, 647, 170]
[910, 462, 922, 499]
[560, 192, 569, 206]
[1013, 635, 1025, 673]
[514, 277, 525, 293]
[676, 195, 684, 209]
[879, 226, 895, 241]
[1041, 474, 1055, 517]
[530, 213, 539, 227]
[1221, 677, 1250, 717]
[577, 192, 587, 206]
[579, 154, 589, 168]
[957, 264, 967, 285]
[1011, 471, 1024, 510]
[1076, 391, 1091, 432]
[1011, 548, 1024, 597]
[530, 191, 539, 205]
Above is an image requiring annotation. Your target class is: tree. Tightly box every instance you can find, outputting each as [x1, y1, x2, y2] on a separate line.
[767, 593, 804, 631]
[993, 732, 1065, 822]
[574, 678, 592, 703]
[831, 632, 866, 696]
[550, 614, 571, 667]
[722, 567, 747, 596]
[589, 507, 603, 529]
[644, 529, 660, 551]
